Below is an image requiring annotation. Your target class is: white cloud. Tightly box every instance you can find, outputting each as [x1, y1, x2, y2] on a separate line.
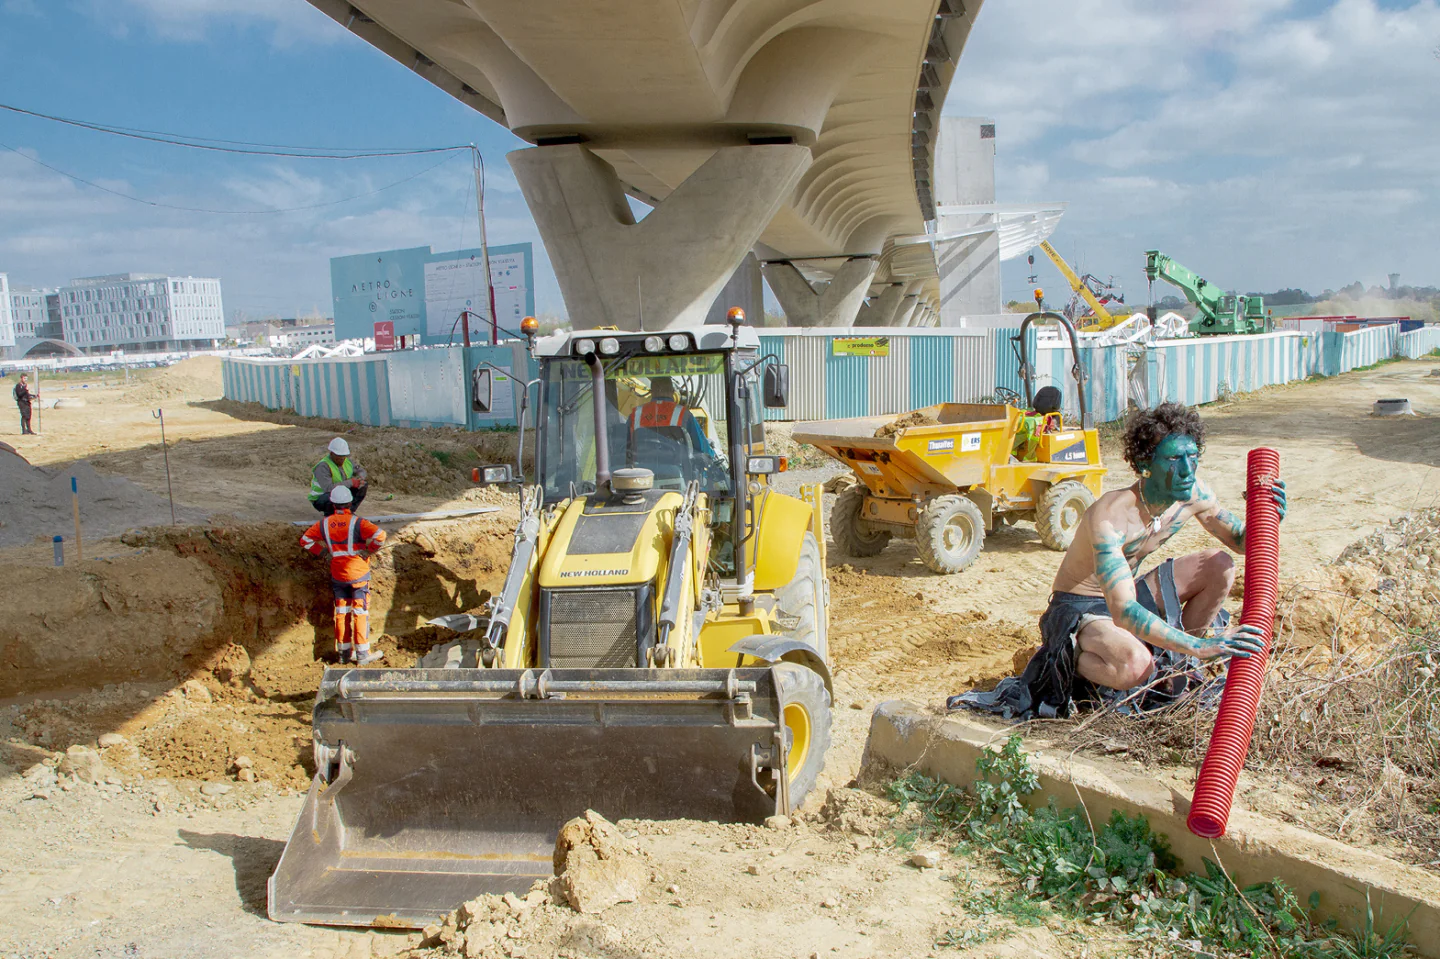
[949, 0, 1440, 295]
[0, 146, 559, 318]
[75, 0, 343, 45]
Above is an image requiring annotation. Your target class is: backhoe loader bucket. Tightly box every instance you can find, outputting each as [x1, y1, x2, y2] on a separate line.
[268, 666, 795, 928]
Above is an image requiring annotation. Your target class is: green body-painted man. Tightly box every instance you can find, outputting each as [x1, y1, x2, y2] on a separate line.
[1047, 402, 1285, 694]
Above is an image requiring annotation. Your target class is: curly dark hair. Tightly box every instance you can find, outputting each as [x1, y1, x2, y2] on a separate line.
[1122, 402, 1205, 473]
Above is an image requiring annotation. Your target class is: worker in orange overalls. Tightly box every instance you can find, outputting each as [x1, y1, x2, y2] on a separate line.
[299, 485, 387, 664]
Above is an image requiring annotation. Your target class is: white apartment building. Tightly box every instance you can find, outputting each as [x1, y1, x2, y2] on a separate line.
[60, 273, 224, 353]
[269, 323, 336, 351]
[0, 273, 15, 351]
[9, 283, 56, 338]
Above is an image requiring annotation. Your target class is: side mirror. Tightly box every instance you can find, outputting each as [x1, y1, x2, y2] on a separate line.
[762, 363, 789, 408]
[471, 464, 514, 486]
[471, 367, 493, 413]
[746, 455, 788, 475]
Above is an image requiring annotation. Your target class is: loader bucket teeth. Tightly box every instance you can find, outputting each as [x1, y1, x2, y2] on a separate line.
[268, 667, 792, 928]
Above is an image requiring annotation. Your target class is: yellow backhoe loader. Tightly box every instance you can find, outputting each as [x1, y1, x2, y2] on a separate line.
[269, 311, 832, 928]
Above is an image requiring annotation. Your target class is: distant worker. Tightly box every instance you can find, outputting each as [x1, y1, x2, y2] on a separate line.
[300, 485, 387, 664]
[629, 377, 713, 457]
[310, 437, 367, 514]
[1011, 385, 1064, 461]
[13, 373, 37, 436]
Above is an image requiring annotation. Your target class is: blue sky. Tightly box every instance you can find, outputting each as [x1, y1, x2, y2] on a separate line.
[1, 0, 1437, 320]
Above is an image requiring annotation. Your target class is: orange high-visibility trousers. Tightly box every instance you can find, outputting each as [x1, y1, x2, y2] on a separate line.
[331, 578, 369, 657]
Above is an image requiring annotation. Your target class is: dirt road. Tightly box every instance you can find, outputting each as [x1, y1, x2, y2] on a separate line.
[0, 358, 1435, 958]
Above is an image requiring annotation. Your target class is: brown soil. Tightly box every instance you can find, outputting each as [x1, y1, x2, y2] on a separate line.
[1, 359, 1438, 958]
[873, 409, 941, 437]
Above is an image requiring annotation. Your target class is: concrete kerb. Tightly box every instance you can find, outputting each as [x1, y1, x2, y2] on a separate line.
[860, 701, 1440, 956]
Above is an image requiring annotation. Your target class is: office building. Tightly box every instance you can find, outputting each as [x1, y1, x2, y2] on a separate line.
[0, 274, 14, 352]
[9, 283, 60, 339]
[60, 273, 224, 353]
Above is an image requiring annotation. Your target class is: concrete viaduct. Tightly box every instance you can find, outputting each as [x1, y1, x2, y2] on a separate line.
[306, 0, 986, 330]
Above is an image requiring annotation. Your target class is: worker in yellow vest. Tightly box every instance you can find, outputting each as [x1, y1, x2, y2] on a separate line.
[309, 437, 368, 515]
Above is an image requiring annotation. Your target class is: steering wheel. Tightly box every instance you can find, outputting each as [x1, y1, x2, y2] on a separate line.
[992, 387, 1023, 406]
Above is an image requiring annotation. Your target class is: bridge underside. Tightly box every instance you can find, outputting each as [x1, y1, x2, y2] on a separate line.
[309, 0, 982, 328]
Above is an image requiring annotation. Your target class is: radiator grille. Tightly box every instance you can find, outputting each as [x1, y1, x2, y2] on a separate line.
[545, 588, 637, 668]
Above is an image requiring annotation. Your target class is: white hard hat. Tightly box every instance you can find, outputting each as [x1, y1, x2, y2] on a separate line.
[330, 485, 353, 505]
[327, 437, 350, 456]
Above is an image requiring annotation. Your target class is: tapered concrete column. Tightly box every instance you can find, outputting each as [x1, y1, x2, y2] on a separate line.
[855, 282, 906, 327]
[762, 256, 877, 328]
[705, 253, 765, 325]
[510, 144, 810, 330]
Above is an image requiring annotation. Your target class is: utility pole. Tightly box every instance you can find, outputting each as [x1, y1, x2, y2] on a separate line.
[473, 147, 501, 345]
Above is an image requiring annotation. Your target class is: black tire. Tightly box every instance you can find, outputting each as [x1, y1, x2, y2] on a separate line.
[774, 532, 828, 660]
[830, 485, 890, 558]
[772, 662, 831, 812]
[915, 495, 985, 574]
[1035, 480, 1095, 552]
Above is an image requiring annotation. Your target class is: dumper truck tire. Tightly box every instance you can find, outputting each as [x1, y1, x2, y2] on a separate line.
[915, 495, 985, 574]
[1035, 481, 1095, 552]
[831, 485, 890, 558]
[772, 662, 831, 811]
[774, 532, 828, 660]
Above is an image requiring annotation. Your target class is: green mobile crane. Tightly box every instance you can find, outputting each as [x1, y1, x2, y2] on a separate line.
[1144, 251, 1268, 336]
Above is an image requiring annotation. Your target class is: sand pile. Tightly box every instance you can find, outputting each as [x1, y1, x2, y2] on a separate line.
[0, 456, 207, 547]
[874, 410, 941, 438]
[123, 355, 224, 405]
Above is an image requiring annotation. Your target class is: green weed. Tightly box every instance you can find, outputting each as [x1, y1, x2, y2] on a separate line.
[889, 736, 1414, 957]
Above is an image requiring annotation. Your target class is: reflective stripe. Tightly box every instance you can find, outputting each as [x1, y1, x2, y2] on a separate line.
[322, 514, 362, 556]
[309, 456, 354, 500]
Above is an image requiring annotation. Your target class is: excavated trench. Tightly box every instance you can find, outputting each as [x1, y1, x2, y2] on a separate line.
[0, 516, 515, 786]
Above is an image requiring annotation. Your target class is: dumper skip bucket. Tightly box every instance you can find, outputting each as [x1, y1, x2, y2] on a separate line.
[268, 667, 792, 928]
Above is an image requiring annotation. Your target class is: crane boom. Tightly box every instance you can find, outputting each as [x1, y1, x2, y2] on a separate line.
[1038, 241, 1125, 330]
[1144, 250, 1267, 336]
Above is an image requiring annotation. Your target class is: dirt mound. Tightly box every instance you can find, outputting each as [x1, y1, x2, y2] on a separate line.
[0, 456, 207, 547]
[123, 355, 224, 404]
[874, 410, 940, 438]
[0, 514, 515, 785]
[763, 422, 834, 470]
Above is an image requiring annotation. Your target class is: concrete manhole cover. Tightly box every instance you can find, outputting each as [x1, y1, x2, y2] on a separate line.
[1372, 398, 1414, 416]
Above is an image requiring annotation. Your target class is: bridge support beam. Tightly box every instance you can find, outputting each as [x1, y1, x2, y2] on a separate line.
[855, 282, 906, 327]
[509, 143, 810, 330]
[762, 257, 877, 328]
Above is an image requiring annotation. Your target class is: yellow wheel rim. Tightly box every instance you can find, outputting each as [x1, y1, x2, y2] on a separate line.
[783, 702, 812, 781]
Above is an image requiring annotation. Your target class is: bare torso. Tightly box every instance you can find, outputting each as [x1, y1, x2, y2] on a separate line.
[1052, 482, 1216, 596]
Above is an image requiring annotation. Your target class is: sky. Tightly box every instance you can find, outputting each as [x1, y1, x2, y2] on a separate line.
[0, 0, 1437, 321]
[947, 0, 1440, 306]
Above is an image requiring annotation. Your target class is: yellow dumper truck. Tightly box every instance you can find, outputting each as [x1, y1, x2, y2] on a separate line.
[795, 312, 1106, 574]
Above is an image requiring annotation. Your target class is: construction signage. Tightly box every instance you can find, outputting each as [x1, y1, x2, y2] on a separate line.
[831, 337, 890, 357]
[373, 321, 395, 351]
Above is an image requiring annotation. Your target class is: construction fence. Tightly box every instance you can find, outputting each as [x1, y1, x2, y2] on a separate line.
[222, 323, 1436, 431]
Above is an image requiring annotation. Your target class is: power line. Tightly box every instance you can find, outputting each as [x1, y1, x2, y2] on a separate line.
[0, 141, 464, 215]
[0, 101, 471, 159]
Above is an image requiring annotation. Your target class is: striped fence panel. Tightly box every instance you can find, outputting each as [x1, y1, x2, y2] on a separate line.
[1396, 326, 1440, 359]
[1337, 324, 1398, 373]
[1036, 342, 1128, 424]
[908, 332, 954, 408]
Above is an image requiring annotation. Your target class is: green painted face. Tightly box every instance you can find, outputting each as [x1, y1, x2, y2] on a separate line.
[1140, 434, 1200, 506]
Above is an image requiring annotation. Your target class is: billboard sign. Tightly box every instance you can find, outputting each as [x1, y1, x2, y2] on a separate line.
[331, 247, 427, 342]
[424, 245, 533, 343]
[373, 321, 395, 351]
[331, 243, 535, 347]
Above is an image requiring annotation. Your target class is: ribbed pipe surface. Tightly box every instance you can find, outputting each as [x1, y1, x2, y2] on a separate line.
[1188, 447, 1281, 838]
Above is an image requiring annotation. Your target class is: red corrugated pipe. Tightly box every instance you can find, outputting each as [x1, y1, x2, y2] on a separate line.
[1188, 447, 1281, 838]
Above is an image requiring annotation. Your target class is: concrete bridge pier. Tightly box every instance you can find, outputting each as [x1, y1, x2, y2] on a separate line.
[855, 283, 907, 327]
[762, 257, 877, 328]
[509, 143, 810, 330]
